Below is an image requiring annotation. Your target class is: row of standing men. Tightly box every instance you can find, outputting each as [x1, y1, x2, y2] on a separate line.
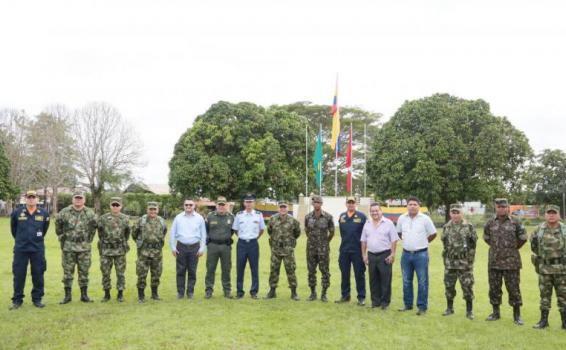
[9, 191, 566, 330]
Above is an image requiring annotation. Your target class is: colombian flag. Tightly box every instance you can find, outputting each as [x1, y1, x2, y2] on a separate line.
[330, 78, 340, 153]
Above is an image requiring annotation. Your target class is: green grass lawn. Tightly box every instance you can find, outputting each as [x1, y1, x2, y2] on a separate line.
[0, 217, 564, 349]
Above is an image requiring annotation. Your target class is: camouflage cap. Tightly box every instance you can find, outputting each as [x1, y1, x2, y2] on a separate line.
[243, 193, 256, 201]
[450, 203, 464, 213]
[147, 201, 159, 209]
[545, 204, 560, 213]
[73, 190, 86, 198]
[216, 196, 227, 205]
[278, 200, 289, 207]
[110, 197, 122, 205]
[346, 196, 356, 203]
[494, 198, 508, 207]
[25, 190, 37, 197]
[311, 195, 323, 203]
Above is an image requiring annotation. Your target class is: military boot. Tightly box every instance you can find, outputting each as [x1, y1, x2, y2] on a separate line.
[442, 299, 454, 316]
[138, 288, 145, 303]
[561, 310, 566, 330]
[117, 290, 124, 303]
[320, 287, 328, 302]
[513, 305, 524, 326]
[290, 288, 299, 301]
[101, 289, 111, 302]
[466, 300, 474, 320]
[80, 287, 93, 303]
[265, 287, 277, 299]
[151, 287, 161, 300]
[533, 309, 549, 329]
[59, 287, 72, 304]
[307, 287, 317, 301]
[486, 304, 500, 321]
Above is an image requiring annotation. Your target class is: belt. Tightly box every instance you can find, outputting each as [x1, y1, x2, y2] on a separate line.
[368, 249, 391, 256]
[403, 248, 428, 254]
[68, 236, 86, 243]
[209, 238, 231, 245]
[543, 258, 566, 265]
[143, 242, 163, 249]
[238, 238, 257, 243]
[177, 242, 200, 247]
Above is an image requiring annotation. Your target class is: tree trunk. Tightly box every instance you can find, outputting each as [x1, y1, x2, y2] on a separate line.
[444, 200, 451, 223]
[94, 190, 102, 214]
[52, 187, 59, 214]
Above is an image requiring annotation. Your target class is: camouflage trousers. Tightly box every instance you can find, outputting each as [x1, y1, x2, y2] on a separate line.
[269, 251, 297, 289]
[100, 255, 127, 291]
[62, 251, 92, 288]
[444, 268, 474, 301]
[136, 254, 162, 289]
[538, 273, 566, 311]
[488, 269, 522, 306]
[307, 249, 330, 289]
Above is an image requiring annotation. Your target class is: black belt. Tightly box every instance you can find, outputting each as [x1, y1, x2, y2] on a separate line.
[177, 242, 199, 247]
[209, 238, 231, 245]
[403, 248, 428, 254]
[368, 249, 391, 256]
[143, 242, 163, 249]
[238, 238, 257, 243]
[543, 258, 566, 265]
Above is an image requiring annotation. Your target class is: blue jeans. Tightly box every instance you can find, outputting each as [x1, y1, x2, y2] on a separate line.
[401, 249, 429, 310]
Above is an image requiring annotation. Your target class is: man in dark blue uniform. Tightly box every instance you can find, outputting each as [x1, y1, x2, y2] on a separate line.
[335, 196, 367, 306]
[10, 190, 50, 310]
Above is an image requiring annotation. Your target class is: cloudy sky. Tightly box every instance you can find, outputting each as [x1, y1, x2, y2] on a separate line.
[1, 0, 565, 185]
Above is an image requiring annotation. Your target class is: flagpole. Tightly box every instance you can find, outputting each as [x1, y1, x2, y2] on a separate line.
[305, 124, 308, 197]
[319, 124, 323, 196]
[364, 123, 367, 197]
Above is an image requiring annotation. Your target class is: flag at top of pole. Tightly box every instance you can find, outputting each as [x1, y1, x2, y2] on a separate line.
[330, 76, 340, 153]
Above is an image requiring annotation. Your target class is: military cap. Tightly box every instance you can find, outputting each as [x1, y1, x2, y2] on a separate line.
[110, 197, 122, 205]
[147, 201, 159, 209]
[73, 190, 86, 198]
[243, 193, 256, 201]
[346, 196, 356, 203]
[545, 204, 560, 213]
[494, 198, 508, 207]
[25, 190, 37, 197]
[449, 203, 464, 213]
[278, 200, 289, 207]
[216, 196, 227, 204]
[311, 195, 323, 203]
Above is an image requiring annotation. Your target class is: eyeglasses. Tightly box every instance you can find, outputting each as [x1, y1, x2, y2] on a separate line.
[184, 204, 194, 207]
[26, 196, 37, 199]
[218, 203, 226, 206]
[148, 208, 157, 211]
[111, 203, 121, 207]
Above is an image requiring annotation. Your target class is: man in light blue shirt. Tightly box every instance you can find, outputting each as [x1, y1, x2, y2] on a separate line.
[232, 193, 265, 299]
[170, 198, 207, 299]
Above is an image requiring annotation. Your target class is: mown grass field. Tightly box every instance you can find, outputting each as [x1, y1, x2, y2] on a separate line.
[0, 217, 564, 349]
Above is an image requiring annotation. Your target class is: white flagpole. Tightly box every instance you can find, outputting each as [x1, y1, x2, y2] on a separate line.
[305, 124, 308, 197]
[364, 123, 367, 197]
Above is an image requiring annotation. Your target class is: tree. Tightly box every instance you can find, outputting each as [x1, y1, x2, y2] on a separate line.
[169, 101, 308, 200]
[0, 141, 17, 201]
[367, 94, 533, 221]
[73, 102, 142, 213]
[524, 149, 566, 209]
[27, 105, 77, 213]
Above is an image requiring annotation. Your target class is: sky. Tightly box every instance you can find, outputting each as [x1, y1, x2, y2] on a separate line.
[1, 0, 565, 185]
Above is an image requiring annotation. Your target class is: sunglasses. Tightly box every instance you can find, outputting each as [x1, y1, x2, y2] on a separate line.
[184, 204, 194, 207]
[111, 203, 121, 207]
[26, 196, 37, 199]
[218, 203, 226, 206]
[148, 208, 157, 211]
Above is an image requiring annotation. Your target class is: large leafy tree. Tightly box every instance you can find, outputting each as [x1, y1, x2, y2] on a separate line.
[524, 149, 566, 209]
[169, 102, 308, 200]
[0, 141, 17, 201]
[367, 94, 532, 220]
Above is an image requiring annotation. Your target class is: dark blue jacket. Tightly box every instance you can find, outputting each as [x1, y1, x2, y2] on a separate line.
[11, 206, 50, 252]
[338, 210, 367, 253]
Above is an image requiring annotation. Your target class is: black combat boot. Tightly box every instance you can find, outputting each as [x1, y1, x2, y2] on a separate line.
[533, 309, 549, 329]
[80, 287, 93, 303]
[513, 305, 524, 326]
[59, 287, 72, 304]
[265, 287, 277, 299]
[320, 287, 328, 302]
[561, 310, 566, 330]
[138, 288, 145, 303]
[205, 289, 213, 299]
[101, 289, 111, 302]
[290, 288, 299, 301]
[486, 304, 500, 321]
[151, 287, 161, 300]
[117, 290, 124, 303]
[466, 300, 474, 320]
[308, 287, 317, 301]
[442, 299, 454, 316]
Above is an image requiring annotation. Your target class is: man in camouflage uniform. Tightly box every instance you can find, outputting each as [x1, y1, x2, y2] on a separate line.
[265, 200, 301, 300]
[97, 197, 130, 302]
[132, 201, 167, 303]
[441, 203, 477, 319]
[304, 195, 334, 302]
[205, 196, 235, 299]
[484, 198, 527, 325]
[55, 190, 98, 304]
[531, 204, 566, 330]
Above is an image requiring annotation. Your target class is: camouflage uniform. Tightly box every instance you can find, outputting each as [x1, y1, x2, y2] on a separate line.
[484, 215, 527, 307]
[268, 213, 301, 289]
[304, 210, 334, 289]
[531, 222, 566, 312]
[132, 214, 167, 290]
[97, 212, 130, 291]
[442, 220, 477, 301]
[55, 205, 97, 288]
